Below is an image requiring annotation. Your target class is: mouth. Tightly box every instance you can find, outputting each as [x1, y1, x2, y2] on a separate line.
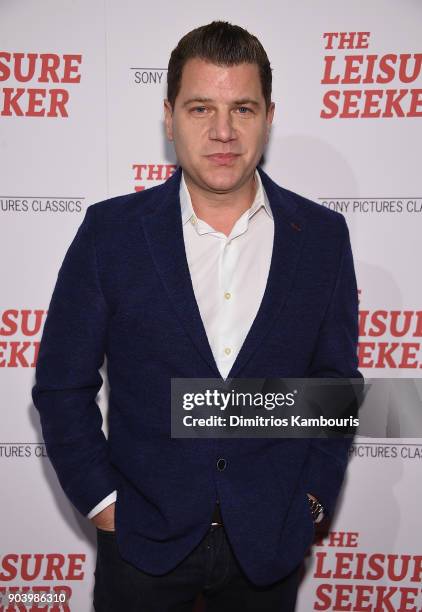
[205, 153, 240, 165]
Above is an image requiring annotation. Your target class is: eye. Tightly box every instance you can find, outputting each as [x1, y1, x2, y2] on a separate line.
[191, 106, 208, 114]
[236, 106, 253, 114]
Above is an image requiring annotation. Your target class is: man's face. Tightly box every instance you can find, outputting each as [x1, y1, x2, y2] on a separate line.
[164, 58, 274, 195]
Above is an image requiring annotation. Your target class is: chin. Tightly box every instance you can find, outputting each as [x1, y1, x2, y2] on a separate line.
[200, 169, 245, 193]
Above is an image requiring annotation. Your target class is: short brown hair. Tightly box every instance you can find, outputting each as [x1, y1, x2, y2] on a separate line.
[167, 21, 272, 110]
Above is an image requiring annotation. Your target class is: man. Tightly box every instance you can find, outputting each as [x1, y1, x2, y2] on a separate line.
[32, 21, 361, 612]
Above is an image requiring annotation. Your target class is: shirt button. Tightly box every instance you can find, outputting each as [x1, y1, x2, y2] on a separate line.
[224, 292, 231, 300]
[190, 216, 197, 225]
[224, 347, 232, 356]
[217, 458, 227, 471]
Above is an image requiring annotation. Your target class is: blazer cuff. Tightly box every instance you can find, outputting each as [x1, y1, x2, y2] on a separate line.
[304, 438, 353, 518]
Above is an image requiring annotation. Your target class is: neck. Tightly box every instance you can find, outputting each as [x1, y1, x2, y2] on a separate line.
[184, 172, 257, 237]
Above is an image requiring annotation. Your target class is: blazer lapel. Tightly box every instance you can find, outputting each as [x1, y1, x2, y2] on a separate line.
[227, 168, 307, 379]
[141, 168, 221, 377]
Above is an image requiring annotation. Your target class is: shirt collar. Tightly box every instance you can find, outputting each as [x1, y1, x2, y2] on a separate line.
[179, 168, 273, 227]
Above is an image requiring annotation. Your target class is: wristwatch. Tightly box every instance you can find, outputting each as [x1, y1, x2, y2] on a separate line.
[307, 494, 324, 523]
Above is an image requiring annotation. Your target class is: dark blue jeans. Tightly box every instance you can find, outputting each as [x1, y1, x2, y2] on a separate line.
[93, 525, 301, 611]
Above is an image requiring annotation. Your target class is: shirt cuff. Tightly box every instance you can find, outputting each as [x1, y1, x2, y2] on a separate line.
[86, 490, 117, 519]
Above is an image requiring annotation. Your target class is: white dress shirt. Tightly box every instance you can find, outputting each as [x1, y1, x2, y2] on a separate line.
[180, 169, 274, 379]
[87, 169, 274, 518]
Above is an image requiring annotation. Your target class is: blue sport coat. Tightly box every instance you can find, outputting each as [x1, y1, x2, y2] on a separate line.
[32, 167, 361, 585]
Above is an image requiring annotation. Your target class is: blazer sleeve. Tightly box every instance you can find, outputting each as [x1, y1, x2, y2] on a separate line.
[304, 214, 363, 518]
[31, 205, 119, 517]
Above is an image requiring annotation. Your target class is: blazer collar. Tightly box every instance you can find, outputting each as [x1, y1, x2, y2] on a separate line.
[141, 166, 307, 379]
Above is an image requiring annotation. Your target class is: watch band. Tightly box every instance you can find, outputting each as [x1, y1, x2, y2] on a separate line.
[307, 495, 324, 523]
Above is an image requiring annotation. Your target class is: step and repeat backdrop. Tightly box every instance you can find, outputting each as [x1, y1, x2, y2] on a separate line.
[1, 1, 421, 610]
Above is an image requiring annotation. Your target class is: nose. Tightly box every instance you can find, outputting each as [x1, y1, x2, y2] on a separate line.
[208, 110, 236, 143]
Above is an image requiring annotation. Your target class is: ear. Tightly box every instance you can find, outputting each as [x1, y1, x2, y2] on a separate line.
[164, 99, 174, 141]
[265, 102, 275, 143]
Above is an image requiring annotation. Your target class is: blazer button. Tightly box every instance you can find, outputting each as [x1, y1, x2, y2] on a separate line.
[217, 458, 227, 471]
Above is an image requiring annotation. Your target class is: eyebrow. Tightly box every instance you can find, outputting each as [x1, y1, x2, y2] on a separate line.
[182, 97, 261, 107]
[182, 97, 212, 107]
[234, 98, 260, 107]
